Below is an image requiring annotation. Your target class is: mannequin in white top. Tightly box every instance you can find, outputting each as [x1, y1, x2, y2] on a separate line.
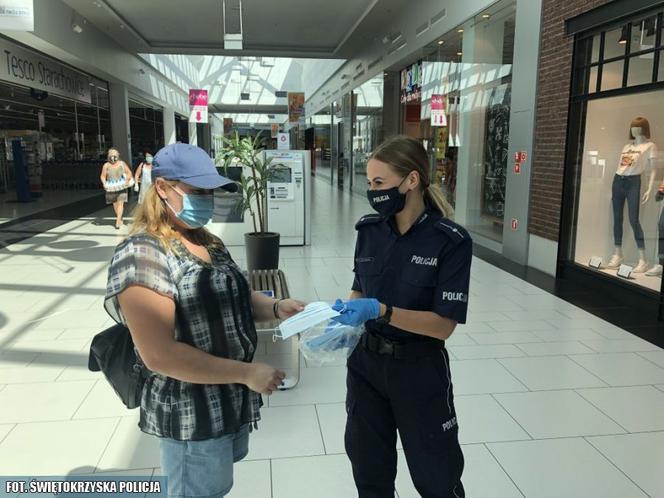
[607, 118, 657, 273]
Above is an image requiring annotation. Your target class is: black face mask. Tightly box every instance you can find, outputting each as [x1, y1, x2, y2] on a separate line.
[367, 176, 408, 218]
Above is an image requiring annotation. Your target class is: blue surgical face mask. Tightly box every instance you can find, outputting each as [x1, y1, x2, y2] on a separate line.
[165, 184, 214, 229]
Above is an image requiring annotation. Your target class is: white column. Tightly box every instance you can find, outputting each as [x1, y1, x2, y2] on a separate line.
[188, 122, 198, 146]
[109, 82, 131, 162]
[163, 106, 176, 145]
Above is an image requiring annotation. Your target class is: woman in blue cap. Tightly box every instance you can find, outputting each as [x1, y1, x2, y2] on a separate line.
[104, 143, 305, 498]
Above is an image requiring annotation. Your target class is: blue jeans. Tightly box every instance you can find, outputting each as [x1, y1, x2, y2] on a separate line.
[160, 425, 249, 498]
[612, 174, 645, 250]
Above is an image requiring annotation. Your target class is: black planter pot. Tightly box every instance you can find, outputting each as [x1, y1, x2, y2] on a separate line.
[244, 232, 280, 272]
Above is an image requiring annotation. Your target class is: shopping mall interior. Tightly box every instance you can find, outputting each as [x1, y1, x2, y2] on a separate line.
[1, 0, 663, 497]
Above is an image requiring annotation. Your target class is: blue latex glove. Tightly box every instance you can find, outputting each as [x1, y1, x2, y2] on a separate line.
[330, 298, 381, 327]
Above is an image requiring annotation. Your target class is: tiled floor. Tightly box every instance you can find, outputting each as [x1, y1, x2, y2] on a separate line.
[0, 179, 663, 497]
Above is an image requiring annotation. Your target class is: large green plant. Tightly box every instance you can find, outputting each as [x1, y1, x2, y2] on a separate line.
[216, 131, 278, 233]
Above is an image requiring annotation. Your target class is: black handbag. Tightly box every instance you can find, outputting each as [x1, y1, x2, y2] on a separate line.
[88, 323, 148, 409]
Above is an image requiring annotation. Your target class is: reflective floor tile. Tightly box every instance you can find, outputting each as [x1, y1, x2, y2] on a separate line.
[580, 338, 662, 353]
[272, 453, 356, 498]
[569, 353, 664, 386]
[245, 405, 325, 460]
[514, 341, 595, 356]
[0, 418, 119, 474]
[498, 356, 606, 390]
[455, 395, 530, 444]
[637, 350, 664, 368]
[268, 366, 347, 407]
[451, 359, 528, 395]
[488, 438, 647, 498]
[227, 459, 272, 498]
[576, 386, 664, 432]
[73, 380, 134, 420]
[494, 390, 625, 438]
[96, 415, 161, 471]
[587, 432, 664, 498]
[470, 332, 542, 344]
[449, 344, 525, 360]
[0, 380, 95, 423]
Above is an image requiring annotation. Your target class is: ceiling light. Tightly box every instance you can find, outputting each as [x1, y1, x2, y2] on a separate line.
[71, 23, 83, 33]
[457, 28, 464, 33]
[437, 40, 444, 45]
[618, 25, 628, 44]
[457, 51, 463, 56]
[482, 13, 491, 19]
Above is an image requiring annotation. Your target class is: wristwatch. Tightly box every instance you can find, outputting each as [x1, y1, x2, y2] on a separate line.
[376, 304, 393, 325]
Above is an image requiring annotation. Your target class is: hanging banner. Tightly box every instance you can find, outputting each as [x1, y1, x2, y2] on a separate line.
[188, 89, 208, 124]
[277, 132, 290, 150]
[430, 94, 447, 126]
[400, 61, 422, 103]
[288, 92, 305, 123]
[0, 0, 33, 31]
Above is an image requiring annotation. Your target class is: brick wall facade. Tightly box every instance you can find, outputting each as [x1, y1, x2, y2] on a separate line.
[529, 0, 613, 241]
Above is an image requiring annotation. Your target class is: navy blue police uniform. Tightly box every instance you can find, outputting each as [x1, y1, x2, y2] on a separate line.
[346, 207, 471, 498]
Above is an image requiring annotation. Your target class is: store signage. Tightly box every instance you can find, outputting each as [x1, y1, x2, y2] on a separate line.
[0, 0, 33, 31]
[617, 264, 633, 279]
[514, 151, 528, 162]
[514, 162, 521, 174]
[189, 89, 208, 124]
[400, 61, 422, 103]
[189, 106, 208, 124]
[277, 132, 290, 150]
[511, 218, 518, 231]
[588, 256, 603, 269]
[288, 92, 305, 123]
[430, 94, 447, 126]
[0, 38, 91, 103]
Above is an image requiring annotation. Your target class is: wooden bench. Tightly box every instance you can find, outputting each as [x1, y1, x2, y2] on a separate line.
[250, 269, 300, 389]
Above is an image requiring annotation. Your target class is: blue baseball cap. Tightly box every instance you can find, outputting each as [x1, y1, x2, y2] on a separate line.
[152, 143, 237, 192]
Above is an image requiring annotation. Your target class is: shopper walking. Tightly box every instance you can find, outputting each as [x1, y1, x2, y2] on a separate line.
[100, 147, 133, 229]
[104, 143, 305, 498]
[332, 136, 471, 498]
[134, 150, 154, 204]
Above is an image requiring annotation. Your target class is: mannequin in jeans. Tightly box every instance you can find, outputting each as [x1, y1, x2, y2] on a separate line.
[646, 183, 664, 277]
[607, 117, 657, 273]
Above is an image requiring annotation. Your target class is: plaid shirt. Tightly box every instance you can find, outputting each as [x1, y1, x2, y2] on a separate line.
[105, 234, 262, 441]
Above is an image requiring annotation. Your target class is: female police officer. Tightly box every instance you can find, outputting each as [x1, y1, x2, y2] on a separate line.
[332, 135, 471, 498]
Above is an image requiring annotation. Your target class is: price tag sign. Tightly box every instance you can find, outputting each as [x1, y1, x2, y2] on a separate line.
[588, 256, 602, 269]
[617, 264, 633, 279]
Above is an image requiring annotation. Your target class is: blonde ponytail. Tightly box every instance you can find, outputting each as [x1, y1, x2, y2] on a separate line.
[425, 184, 455, 219]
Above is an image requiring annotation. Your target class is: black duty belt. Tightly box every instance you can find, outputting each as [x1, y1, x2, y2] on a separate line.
[360, 332, 443, 359]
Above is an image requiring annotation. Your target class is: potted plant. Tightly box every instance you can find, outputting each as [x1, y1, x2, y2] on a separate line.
[217, 131, 281, 272]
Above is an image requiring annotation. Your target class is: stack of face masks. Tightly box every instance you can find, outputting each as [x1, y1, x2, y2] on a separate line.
[299, 321, 364, 366]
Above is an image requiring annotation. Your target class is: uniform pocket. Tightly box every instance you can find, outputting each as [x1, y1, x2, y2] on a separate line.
[402, 268, 437, 287]
[354, 258, 380, 276]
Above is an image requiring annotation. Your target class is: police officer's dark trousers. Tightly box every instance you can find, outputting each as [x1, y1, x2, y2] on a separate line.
[345, 334, 465, 498]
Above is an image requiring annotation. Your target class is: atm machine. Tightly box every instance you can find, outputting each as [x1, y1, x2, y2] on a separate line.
[265, 150, 311, 246]
[208, 151, 311, 247]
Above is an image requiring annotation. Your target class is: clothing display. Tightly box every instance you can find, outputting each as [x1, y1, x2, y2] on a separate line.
[612, 174, 646, 249]
[482, 86, 511, 219]
[616, 141, 657, 176]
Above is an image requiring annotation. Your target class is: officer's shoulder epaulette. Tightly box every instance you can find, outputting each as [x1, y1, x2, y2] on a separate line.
[355, 214, 382, 230]
[433, 218, 471, 244]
